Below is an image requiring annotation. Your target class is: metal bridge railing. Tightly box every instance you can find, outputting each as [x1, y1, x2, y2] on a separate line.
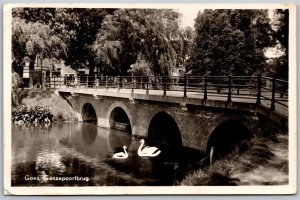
[47, 75, 288, 112]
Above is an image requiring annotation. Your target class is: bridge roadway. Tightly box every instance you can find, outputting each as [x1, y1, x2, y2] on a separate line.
[57, 87, 288, 127]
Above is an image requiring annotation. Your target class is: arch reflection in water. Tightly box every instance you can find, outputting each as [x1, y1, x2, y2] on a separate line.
[62, 122, 111, 160]
[109, 128, 132, 153]
[62, 122, 132, 159]
[81, 123, 98, 145]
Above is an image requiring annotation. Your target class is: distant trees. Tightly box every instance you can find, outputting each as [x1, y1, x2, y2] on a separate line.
[186, 9, 276, 77]
[13, 8, 187, 77]
[11, 7, 289, 80]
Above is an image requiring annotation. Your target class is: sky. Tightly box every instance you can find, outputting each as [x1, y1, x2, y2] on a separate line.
[178, 8, 202, 28]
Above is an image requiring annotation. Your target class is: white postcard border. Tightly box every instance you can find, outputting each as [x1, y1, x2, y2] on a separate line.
[3, 3, 297, 195]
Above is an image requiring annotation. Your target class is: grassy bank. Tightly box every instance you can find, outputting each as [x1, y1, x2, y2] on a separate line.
[17, 88, 78, 122]
[178, 130, 288, 185]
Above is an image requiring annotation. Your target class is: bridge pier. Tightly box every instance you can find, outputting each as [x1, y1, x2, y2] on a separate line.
[97, 116, 110, 128]
[180, 98, 188, 111]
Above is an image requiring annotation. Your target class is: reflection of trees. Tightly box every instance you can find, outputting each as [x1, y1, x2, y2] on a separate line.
[35, 151, 66, 175]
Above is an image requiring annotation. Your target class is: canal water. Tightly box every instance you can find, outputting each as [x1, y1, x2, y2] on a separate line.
[12, 122, 203, 186]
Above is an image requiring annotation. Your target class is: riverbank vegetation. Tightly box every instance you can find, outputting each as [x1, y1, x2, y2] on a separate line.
[12, 88, 77, 122]
[178, 130, 288, 185]
[12, 105, 53, 125]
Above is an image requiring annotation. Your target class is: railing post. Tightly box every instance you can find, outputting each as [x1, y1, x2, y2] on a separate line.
[74, 76, 78, 88]
[227, 75, 232, 103]
[280, 82, 284, 98]
[256, 74, 261, 104]
[117, 75, 120, 91]
[95, 78, 99, 89]
[183, 73, 187, 98]
[40, 65, 43, 89]
[54, 77, 56, 89]
[105, 76, 108, 90]
[131, 75, 134, 94]
[163, 76, 167, 96]
[60, 77, 62, 88]
[270, 78, 276, 111]
[86, 76, 89, 88]
[204, 75, 207, 100]
[139, 78, 142, 89]
[237, 78, 240, 94]
[146, 76, 149, 95]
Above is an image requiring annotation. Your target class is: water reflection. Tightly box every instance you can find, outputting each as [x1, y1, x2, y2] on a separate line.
[109, 129, 131, 153]
[11, 122, 181, 186]
[81, 126, 97, 145]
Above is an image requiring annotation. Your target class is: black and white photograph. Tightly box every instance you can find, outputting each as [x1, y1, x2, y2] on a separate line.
[3, 3, 296, 195]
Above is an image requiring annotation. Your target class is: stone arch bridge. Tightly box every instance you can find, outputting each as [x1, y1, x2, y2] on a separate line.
[57, 87, 287, 153]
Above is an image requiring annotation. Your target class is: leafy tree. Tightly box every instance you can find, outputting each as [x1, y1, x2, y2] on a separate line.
[187, 9, 275, 76]
[140, 9, 183, 76]
[93, 9, 146, 76]
[128, 53, 152, 76]
[12, 8, 114, 78]
[177, 27, 194, 68]
[272, 9, 289, 79]
[93, 9, 185, 76]
[12, 17, 67, 75]
[51, 8, 115, 76]
[12, 7, 56, 24]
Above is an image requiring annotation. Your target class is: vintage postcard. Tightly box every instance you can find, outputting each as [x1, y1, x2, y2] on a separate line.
[3, 3, 297, 195]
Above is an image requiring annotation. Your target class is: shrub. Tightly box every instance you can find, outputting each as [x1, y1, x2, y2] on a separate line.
[12, 105, 53, 124]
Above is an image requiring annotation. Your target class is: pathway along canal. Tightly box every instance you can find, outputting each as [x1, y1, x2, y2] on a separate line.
[11, 122, 207, 186]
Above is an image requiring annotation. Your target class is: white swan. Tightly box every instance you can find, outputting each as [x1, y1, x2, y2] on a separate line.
[138, 139, 161, 157]
[112, 146, 128, 159]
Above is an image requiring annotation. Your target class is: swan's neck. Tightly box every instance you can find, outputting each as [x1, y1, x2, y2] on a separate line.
[138, 140, 144, 154]
[123, 147, 128, 155]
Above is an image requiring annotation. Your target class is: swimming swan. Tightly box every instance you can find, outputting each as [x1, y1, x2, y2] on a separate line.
[138, 139, 161, 157]
[112, 146, 128, 159]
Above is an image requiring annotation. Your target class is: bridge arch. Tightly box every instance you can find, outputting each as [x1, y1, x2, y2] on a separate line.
[82, 103, 97, 124]
[206, 119, 253, 157]
[108, 105, 132, 133]
[147, 112, 182, 149]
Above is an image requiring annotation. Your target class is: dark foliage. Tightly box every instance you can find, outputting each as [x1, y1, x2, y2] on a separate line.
[12, 105, 53, 124]
[186, 9, 276, 76]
